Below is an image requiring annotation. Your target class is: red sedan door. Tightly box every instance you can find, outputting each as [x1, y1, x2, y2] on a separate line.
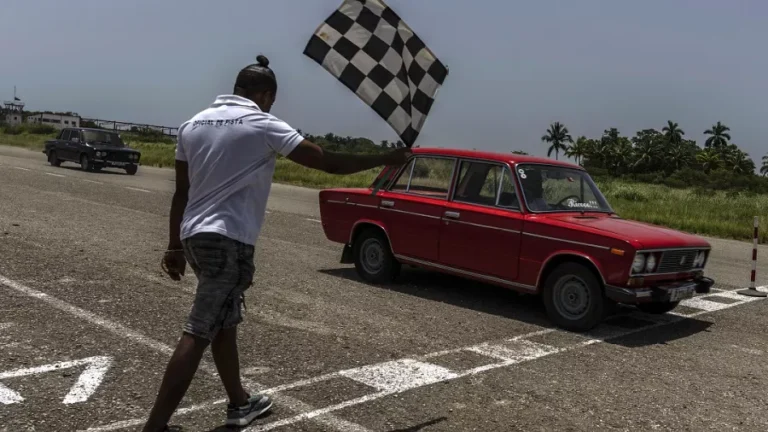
[438, 160, 524, 283]
[377, 155, 457, 263]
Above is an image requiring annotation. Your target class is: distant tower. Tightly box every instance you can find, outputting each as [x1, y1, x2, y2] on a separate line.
[2, 86, 25, 125]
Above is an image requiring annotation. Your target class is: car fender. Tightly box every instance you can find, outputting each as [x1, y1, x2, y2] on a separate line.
[535, 250, 608, 289]
[349, 219, 395, 254]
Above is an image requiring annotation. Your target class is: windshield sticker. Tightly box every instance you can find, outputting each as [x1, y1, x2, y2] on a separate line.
[518, 168, 527, 179]
[566, 199, 599, 209]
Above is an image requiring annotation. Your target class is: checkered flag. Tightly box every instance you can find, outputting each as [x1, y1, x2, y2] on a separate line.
[304, 0, 448, 147]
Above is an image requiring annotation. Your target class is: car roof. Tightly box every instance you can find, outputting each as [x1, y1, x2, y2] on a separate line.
[69, 127, 115, 133]
[411, 147, 583, 170]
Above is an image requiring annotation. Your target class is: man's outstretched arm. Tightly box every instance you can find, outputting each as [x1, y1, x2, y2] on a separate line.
[286, 140, 410, 174]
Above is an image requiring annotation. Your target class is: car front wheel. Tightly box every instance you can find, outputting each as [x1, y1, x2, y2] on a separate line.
[352, 228, 400, 284]
[542, 262, 606, 332]
[125, 165, 138, 175]
[80, 154, 92, 171]
[637, 301, 679, 314]
[48, 150, 61, 167]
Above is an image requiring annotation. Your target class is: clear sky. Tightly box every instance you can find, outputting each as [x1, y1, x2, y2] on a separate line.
[3, 0, 767, 163]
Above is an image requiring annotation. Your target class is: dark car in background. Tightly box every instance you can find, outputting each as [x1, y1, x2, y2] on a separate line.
[43, 128, 141, 175]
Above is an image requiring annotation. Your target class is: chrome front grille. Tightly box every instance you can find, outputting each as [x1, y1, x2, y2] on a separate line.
[657, 249, 699, 273]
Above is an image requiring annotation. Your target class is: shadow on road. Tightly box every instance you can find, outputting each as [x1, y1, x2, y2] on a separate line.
[387, 417, 448, 431]
[320, 266, 714, 348]
[61, 165, 129, 175]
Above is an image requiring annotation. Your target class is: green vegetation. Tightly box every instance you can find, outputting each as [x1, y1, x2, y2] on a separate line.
[1, 123, 766, 243]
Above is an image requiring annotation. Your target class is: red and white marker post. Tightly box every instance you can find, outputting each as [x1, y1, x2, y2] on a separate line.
[738, 216, 766, 297]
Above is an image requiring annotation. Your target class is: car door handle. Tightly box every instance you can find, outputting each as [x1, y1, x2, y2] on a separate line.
[444, 211, 460, 220]
[381, 200, 395, 208]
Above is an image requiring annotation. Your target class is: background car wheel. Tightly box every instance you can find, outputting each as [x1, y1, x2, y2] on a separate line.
[48, 150, 61, 167]
[542, 262, 606, 332]
[352, 228, 400, 284]
[125, 165, 138, 175]
[637, 301, 679, 314]
[80, 154, 92, 171]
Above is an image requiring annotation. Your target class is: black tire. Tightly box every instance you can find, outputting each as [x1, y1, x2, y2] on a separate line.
[637, 301, 680, 314]
[80, 154, 92, 172]
[48, 150, 61, 167]
[542, 262, 606, 332]
[125, 165, 138, 175]
[352, 228, 400, 284]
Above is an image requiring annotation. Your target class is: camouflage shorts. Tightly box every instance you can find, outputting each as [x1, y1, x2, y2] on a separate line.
[181, 232, 255, 341]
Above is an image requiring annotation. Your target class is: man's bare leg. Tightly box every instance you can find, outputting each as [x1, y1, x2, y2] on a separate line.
[211, 326, 248, 406]
[142, 333, 209, 432]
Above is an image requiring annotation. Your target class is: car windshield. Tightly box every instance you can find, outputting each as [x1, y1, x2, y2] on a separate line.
[83, 130, 124, 147]
[516, 164, 613, 213]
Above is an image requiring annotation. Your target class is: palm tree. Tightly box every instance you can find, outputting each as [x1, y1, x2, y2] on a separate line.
[565, 136, 589, 165]
[761, 154, 768, 176]
[704, 121, 731, 150]
[696, 148, 721, 174]
[541, 122, 573, 160]
[662, 121, 685, 144]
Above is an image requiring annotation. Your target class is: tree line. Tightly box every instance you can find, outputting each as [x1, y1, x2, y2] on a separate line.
[541, 120, 768, 192]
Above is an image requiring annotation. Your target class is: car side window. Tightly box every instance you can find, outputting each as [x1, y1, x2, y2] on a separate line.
[453, 161, 520, 210]
[60, 129, 71, 141]
[454, 161, 502, 206]
[70, 130, 81, 142]
[389, 156, 455, 200]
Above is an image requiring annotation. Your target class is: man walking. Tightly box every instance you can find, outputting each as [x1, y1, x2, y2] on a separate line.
[143, 55, 410, 431]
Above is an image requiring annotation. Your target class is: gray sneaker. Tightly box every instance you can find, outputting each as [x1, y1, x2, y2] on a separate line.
[226, 393, 273, 427]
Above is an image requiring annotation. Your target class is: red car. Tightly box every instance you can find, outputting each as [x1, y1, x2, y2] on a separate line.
[318, 148, 714, 331]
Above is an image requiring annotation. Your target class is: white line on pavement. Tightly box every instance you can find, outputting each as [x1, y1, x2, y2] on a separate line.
[45, 172, 65, 178]
[81, 179, 102, 184]
[0, 323, 13, 331]
[124, 187, 151, 193]
[0, 356, 112, 405]
[12, 167, 30, 171]
[306, 218, 322, 223]
[0, 275, 370, 432]
[84, 286, 767, 432]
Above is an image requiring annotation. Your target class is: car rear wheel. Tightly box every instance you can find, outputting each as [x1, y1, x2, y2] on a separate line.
[125, 165, 138, 175]
[80, 154, 92, 172]
[542, 262, 606, 332]
[637, 301, 680, 314]
[352, 228, 400, 284]
[48, 150, 61, 167]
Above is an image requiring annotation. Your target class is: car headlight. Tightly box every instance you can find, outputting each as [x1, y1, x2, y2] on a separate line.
[645, 254, 657, 272]
[95, 151, 104, 158]
[632, 254, 646, 273]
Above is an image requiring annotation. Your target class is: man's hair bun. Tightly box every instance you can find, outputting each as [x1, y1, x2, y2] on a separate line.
[256, 55, 270, 68]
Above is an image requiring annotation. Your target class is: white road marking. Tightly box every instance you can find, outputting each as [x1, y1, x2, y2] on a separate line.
[61, 281, 764, 431]
[45, 172, 65, 178]
[0, 275, 369, 432]
[306, 218, 322, 223]
[679, 297, 730, 312]
[340, 359, 458, 392]
[468, 339, 558, 362]
[81, 179, 102, 184]
[0, 322, 13, 331]
[12, 166, 30, 171]
[0, 356, 112, 405]
[125, 187, 151, 193]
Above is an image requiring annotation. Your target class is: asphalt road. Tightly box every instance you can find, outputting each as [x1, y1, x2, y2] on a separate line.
[1, 145, 768, 432]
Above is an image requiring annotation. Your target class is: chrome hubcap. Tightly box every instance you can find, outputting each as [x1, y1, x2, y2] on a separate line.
[553, 276, 590, 320]
[360, 238, 384, 275]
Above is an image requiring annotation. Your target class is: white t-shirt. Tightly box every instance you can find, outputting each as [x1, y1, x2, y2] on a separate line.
[175, 95, 304, 246]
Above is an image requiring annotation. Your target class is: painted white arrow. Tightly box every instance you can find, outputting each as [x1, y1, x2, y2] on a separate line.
[0, 356, 112, 405]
